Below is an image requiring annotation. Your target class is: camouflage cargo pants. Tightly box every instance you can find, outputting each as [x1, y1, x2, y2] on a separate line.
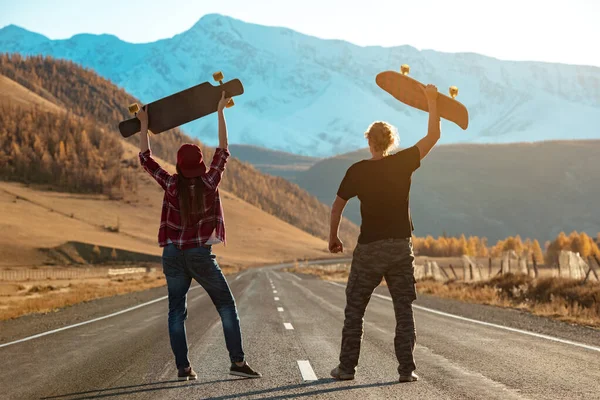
[338, 238, 417, 375]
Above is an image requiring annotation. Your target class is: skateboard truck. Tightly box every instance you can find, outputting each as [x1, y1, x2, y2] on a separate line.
[128, 103, 140, 115]
[213, 71, 234, 108]
[449, 86, 459, 99]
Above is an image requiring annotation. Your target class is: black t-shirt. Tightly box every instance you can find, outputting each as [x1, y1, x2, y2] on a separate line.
[337, 145, 421, 244]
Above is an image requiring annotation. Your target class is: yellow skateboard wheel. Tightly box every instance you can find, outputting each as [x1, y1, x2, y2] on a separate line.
[128, 103, 140, 114]
[449, 86, 458, 98]
[226, 98, 234, 108]
[401, 64, 410, 75]
[213, 71, 224, 82]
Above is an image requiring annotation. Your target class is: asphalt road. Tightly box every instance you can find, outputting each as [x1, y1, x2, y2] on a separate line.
[1, 264, 599, 400]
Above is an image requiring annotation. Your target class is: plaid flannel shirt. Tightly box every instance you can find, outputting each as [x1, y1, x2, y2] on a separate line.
[138, 147, 230, 249]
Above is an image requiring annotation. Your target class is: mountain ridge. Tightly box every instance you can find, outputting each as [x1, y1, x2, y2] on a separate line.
[1, 13, 599, 158]
[5, 15, 596, 68]
[287, 139, 600, 243]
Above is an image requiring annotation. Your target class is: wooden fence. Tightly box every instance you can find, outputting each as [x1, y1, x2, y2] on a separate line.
[416, 251, 600, 283]
[0, 267, 153, 281]
[290, 252, 600, 285]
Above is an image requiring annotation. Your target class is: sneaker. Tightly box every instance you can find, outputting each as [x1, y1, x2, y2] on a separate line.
[398, 371, 419, 382]
[330, 366, 355, 380]
[178, 366, 198, 381]
[230, 361, 262, 378]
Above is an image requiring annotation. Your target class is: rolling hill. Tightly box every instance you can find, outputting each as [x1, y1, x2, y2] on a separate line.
[291, 141, 600, 243]
[1, 14, 599, 157]
[228, 144, 319, 181]
[0, 58, 359, 267]
[0, 74, 63, 112]
[0, 54, 359, 249]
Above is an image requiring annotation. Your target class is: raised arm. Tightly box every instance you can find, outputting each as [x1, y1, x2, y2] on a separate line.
[217, 91, 230, 150]
[415, 84, 441, 160]
[136, 105, 175, 193]
[202, 92, 233, 191]
[137, 105, 151, 153]
[329, 195, 348, 253]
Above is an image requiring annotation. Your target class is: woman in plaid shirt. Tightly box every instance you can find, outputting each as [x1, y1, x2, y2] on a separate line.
[136, 92, 261, 381]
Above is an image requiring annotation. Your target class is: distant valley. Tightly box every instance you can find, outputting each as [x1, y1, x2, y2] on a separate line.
[231, 140, 600, 244]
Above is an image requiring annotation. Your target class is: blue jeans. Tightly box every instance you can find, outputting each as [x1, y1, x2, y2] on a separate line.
[161, 243, 245, 368]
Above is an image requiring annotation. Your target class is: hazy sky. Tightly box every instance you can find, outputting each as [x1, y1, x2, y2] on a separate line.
[1, 0, 598, 66]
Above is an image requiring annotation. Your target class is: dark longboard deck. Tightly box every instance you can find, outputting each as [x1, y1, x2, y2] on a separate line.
[119, 79, 244, 137]
[376, 71, 468, 130]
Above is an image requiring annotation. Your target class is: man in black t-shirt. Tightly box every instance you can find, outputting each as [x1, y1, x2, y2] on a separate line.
[329, 84, 441, 383]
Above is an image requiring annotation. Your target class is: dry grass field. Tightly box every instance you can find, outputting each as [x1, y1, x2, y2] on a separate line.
[0, 176, 334, 268]
[0, 267, 165, 320]
[0, 176, 339, 319]
[0, 263, 244, 321]
[0, 74, 63, 112]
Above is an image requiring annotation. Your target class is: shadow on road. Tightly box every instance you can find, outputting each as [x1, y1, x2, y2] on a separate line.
[40, 378, 401, 399]
[38, 378, 237, 400]
[207, 380, 401, 399]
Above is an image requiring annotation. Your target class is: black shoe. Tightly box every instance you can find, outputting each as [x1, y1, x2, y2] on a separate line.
[230, 361, 262, 378]
[178, 366, 198, 381]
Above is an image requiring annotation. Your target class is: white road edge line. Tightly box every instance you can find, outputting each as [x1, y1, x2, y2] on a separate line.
[284, 323, 294, 330]
[235, 270, 249, 281]
[326, 281, 600, 353]
[273, 290, 278, 293]
[274, 297, 280, 301]
[288, 273, 302, 281]
[0, 286, 203, 348]
[297, 360, 318, 381]
[277, 307, 284, 312]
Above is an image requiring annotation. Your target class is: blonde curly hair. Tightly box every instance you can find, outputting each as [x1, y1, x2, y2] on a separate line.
[364, 121, 399, 155]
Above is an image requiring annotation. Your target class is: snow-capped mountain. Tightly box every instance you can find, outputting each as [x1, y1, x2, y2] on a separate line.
[1, 14, 599, 157]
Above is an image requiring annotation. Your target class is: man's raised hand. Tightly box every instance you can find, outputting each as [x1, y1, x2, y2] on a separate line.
[422, 84, 438, 103]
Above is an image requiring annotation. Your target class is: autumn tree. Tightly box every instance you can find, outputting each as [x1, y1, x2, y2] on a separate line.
[544, 231, 600, 264]
[0, 104, 135, 194]
[531, 239, 544, 263]
[477, 237, 489, 257]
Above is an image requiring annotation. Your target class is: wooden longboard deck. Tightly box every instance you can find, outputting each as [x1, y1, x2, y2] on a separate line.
[118, 79, 244, 137]
[376, 71, 468, 130]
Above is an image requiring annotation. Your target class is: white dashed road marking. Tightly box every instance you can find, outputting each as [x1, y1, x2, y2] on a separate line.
[297, 360, 318, 381]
